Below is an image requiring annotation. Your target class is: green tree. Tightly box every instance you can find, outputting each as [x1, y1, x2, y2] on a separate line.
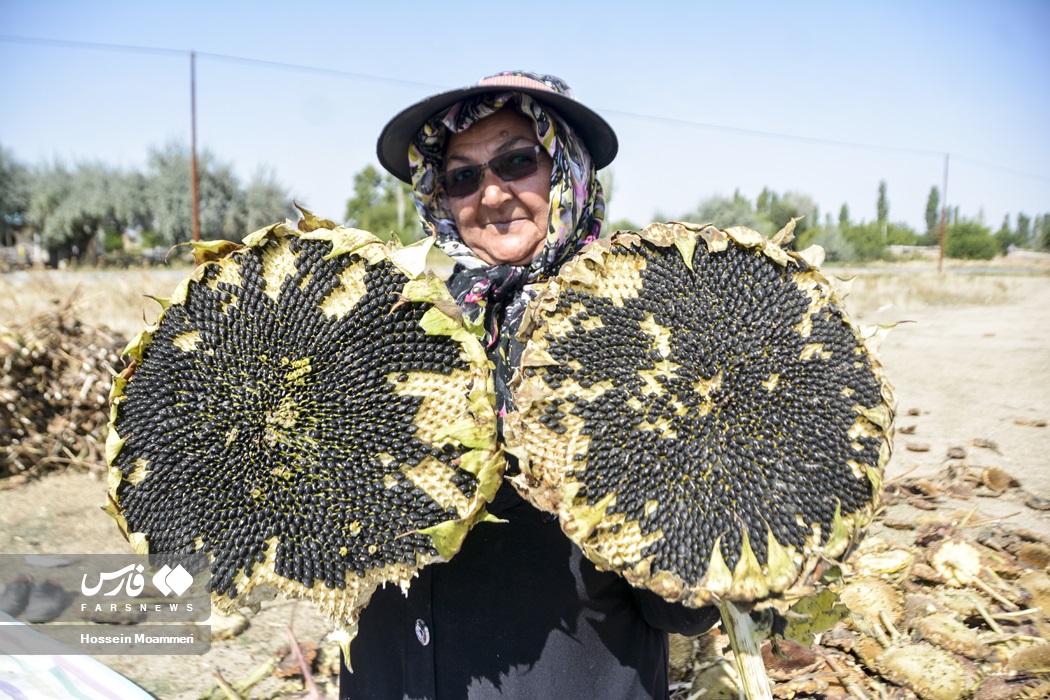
[683, 190, 772, 235]
[240, 167, 296, 232]
[0, 146, 30, 246]
[795, 222, 856, 262]
[143, 142, 245, 246]
[996, 214, 1010, 254]
[884, 222, 919, 246]
[755, 187, 777, 219]
[842, 221, 889, 261]
[731, 187, 816, 240]
[28, 161, 144, 259]
[768, 191, 817, 241]
[993, 214, 1024, 254]
[1017, 212, 1031, 247]
[944, 219, 997, 259]
[876, 180, 889, 224]
[1035, 215, 1050, 251]
[344, 165, 420, 243]
[924, 186, 940, 238]
[838, 203, 850, 230]
[26, 163, 72, 251]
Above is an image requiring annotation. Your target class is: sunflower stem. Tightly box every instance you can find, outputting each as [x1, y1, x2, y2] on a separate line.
[718, 600, 773, 700]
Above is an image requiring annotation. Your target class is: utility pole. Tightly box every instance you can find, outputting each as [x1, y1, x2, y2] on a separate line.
[190, 51, 201, 242]
[937, 154, 949, 273]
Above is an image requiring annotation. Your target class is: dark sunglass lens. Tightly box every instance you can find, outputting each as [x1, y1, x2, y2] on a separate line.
[443, 167, 480, 197]
[493, 148, 539, 180]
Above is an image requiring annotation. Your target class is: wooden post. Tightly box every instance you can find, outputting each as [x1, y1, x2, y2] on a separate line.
[190, 51, 201, 243]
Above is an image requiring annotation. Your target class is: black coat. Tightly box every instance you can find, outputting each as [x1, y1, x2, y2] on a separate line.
[339, 479, 719, 700]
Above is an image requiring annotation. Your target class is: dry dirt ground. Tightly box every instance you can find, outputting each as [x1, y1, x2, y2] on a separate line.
[866, 270, 1050, 533]
[1, 261, 1048, 698]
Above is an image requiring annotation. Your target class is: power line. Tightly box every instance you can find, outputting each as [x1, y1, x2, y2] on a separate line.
[604, 109, 1050, 183]
[0, 33, 939, 158]
[192, 50, 449, 91]
[0, 34, 450, 91]
[0, 33, 184, 58]
[3, 33, 1050, 185]
[951, 154, 1050, 185]
[599, 108, 947, 159]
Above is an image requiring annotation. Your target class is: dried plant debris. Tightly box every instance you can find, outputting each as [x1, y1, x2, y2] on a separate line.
[982, 467, 1019, 493]
[105, 211, 502, 662]
[883, 464, 1047, 514]
[1025, 496, 1050, 512]
[972, 438, 1001, 453]
[275, 640, 318, 678]
[670, 495, 1050, 700]
[1, 303, 126, 482]
[973, 675, 1050, 700]
[878, 642, 980, 700]
[508, 221, 894, 699]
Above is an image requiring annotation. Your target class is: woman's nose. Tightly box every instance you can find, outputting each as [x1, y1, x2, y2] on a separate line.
[478, 171, 513, 207]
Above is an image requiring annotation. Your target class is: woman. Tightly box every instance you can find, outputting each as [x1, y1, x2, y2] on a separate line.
[340, 71, 718, 700]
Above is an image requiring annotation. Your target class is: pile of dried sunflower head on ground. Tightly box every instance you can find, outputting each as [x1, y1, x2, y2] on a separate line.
[668, 483, 1050, 699]
[1, 302, 126, 483]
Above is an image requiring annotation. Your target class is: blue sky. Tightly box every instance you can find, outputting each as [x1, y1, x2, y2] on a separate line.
[1, 0, 1048, 234]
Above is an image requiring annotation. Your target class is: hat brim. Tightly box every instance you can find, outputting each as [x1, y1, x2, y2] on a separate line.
[377, 84, 618, 184]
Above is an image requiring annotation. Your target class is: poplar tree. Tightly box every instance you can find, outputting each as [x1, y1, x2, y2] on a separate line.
[876, 181, 889, 224]
[925, 186, 940, 235]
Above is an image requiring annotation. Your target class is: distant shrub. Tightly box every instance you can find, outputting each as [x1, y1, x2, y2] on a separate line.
[842, 222, 890, 261]
[884, 222, 919, 246]
[945, 220, 998, 260]
[799, 226, 856, 262]
[103, 229, 124, 253]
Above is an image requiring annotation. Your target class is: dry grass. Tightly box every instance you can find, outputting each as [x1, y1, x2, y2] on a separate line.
[833, 271, 1018, 321]
[0, 268, 189, 339]
[825, 255, 1050, 321]
[2, 260, 1047, 339]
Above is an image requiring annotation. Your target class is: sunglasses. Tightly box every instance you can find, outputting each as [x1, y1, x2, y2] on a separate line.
[440, 145, 545, 198]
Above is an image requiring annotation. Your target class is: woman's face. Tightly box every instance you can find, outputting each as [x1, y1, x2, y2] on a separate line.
[444, 109, 553, 266]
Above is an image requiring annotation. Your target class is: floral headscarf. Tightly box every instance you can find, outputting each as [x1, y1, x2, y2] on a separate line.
[408, 72, 606, 420]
